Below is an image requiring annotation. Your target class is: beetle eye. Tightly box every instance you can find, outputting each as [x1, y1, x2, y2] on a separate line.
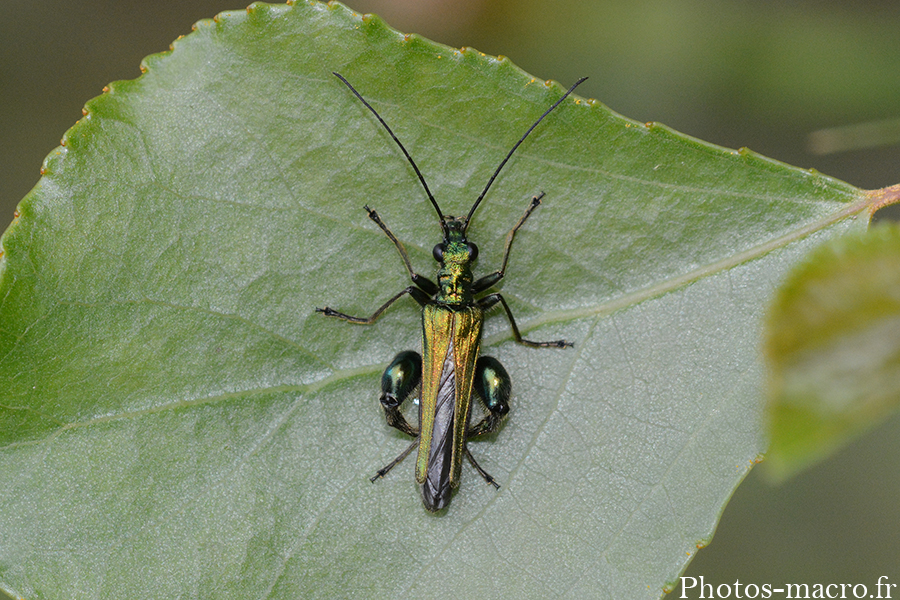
[432, 243, 445, 262]
[467, 243, 479, 260]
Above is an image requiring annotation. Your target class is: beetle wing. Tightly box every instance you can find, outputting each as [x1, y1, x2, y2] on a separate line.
[417, 305, 453, 485]
[416, 305, 484, 489]
[449, 306, 483, 488]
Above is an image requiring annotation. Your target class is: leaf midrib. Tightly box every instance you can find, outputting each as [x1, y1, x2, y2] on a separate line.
[488, 195, 869, 342]
[1, 193, 866, 454]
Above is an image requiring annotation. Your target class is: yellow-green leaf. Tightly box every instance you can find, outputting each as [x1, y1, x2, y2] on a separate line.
[765, 198, 900, 480]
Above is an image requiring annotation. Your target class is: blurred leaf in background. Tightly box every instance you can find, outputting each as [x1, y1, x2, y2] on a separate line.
[766, 211, 900, 480]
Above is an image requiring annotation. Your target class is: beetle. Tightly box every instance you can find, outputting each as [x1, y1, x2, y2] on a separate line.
[317, 72, 585, 511]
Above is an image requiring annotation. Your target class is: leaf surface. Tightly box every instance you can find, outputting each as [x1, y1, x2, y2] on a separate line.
[0, 2, 871, 598]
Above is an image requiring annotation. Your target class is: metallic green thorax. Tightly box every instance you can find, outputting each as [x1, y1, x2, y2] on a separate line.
[436, 218, 476, 306]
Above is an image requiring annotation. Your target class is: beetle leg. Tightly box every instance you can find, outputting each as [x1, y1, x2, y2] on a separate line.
[371, 440, 417, 482]
[371, 351, 421, 482]
[467, 355, 511, 437]
[316, 286, 431, 323]
[472, 192, 544, 293]
[464, 447, 500, 490]
[365, 206, 439, 296]
[462, 356, 510, 489]
[378, 350, 421, 437]
[478, 293, 573, 348]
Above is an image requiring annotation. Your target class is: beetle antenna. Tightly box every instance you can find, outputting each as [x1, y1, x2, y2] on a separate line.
[464, 77, 588, 233]
[334, 72, 448, 233]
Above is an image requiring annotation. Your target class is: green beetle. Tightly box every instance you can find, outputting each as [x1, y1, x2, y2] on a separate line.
[318, 73, 584, 511]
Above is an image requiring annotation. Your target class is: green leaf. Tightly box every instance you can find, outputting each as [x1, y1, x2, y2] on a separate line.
[765, 202, 900, 480]
[0, 2, 873, 598]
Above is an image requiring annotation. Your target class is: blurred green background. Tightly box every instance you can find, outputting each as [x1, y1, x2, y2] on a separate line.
[2, 1, 899, 597]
